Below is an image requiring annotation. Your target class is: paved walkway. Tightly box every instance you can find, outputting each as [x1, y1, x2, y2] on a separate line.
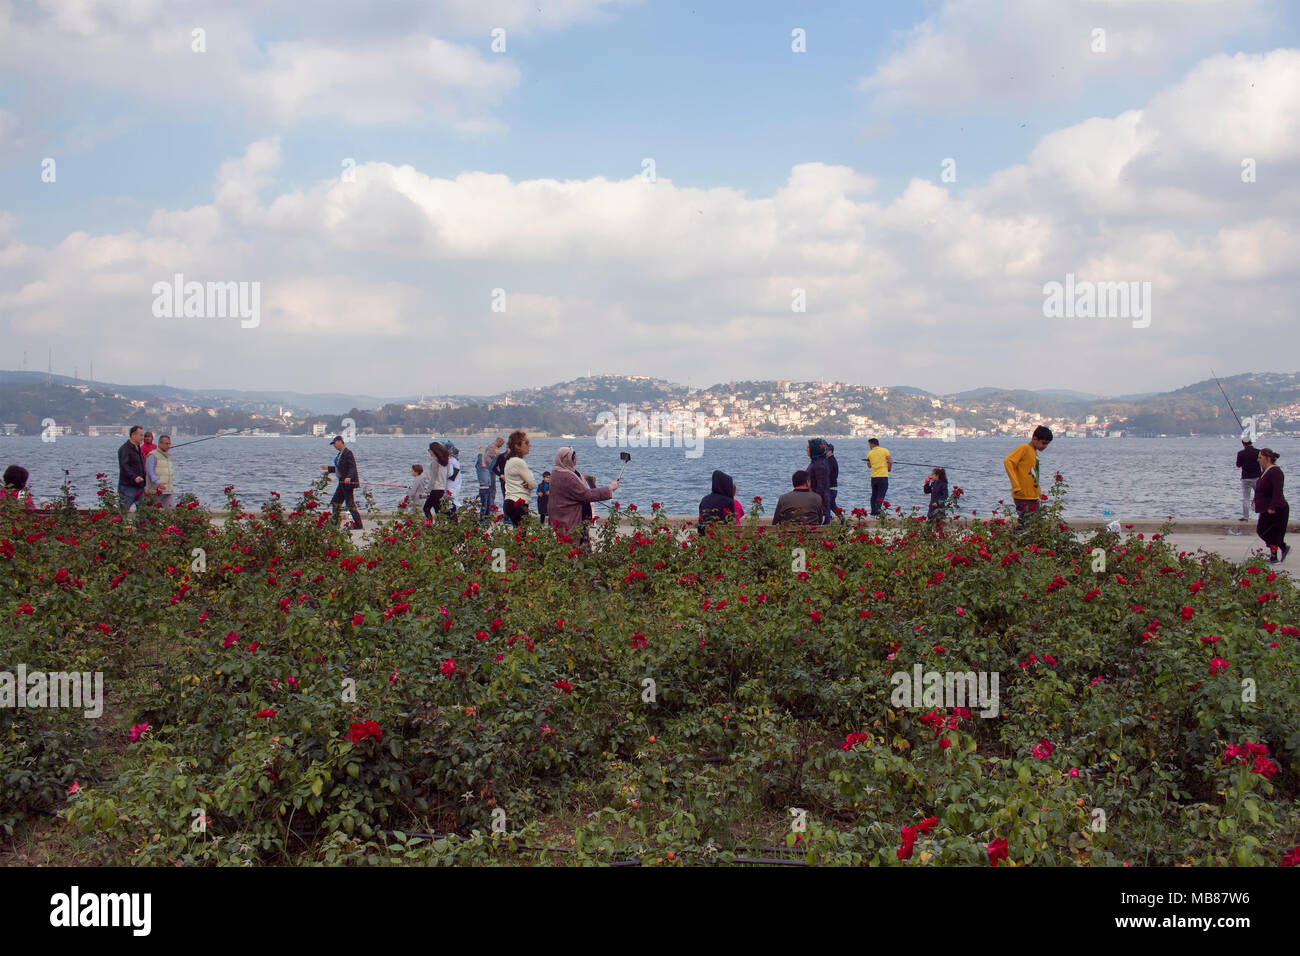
[210, 512, 1293, 573]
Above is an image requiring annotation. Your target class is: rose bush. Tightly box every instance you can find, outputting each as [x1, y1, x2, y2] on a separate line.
[2, 473, 1297, 865]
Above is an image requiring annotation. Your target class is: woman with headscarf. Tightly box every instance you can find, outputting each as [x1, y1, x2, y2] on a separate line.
[547, 446, 619, 539]
[1253, 447, 1289, 563]
[805, 438, 831, 525]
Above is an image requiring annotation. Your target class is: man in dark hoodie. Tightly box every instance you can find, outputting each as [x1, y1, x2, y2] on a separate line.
[698, 470, 737, 532]
[805, 439, 831, 524]
[826, 443, 840, 522]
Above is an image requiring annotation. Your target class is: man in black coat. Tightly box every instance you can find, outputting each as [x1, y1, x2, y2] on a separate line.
[322, 435, 363, 529]
[1236, 439, 1262, 521]
[117, 425, 147, 513]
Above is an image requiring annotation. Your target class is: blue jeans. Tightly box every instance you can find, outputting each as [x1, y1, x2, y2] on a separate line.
[119, 483, 144, 513]
[870, 477, 888, 515]
[480, 483, 495, 520]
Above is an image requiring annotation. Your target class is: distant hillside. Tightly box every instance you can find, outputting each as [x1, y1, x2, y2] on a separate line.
[0, 371, 405, 416]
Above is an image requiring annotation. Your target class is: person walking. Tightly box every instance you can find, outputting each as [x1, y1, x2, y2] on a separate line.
[923, 467, 949, 530]
[773, 470, 824, 526]
[547, 447, 618, 543]
[826, 443, 840, 522]
[502, 431, 536, 526]
[424, 442, 451, 520]
[141, 431, 157, 461]
[698, 470, 739, 532]
[476, 438, 503, 521]
[865, 438, 892, 516]
[145, 434, 175, 508]
[1253, 447, 1289, 563]
[117, 425, 147, 513]
[806, 438, 831, 524]
[1237, 439, 1263, 521]
[322, 435, 363, 530]
[1003, 426, 1053, 529]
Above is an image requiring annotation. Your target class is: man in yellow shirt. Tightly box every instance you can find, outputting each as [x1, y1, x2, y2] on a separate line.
[865, 438, 892, 515]
[1004, 426, 1053, 528]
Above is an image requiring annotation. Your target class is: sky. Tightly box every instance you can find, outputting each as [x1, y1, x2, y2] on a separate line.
[1, 0, 1298, 399]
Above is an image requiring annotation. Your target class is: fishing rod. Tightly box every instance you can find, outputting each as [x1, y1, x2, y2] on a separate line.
[170, 434, 234, 449]
[1210, 369, 1244, 431]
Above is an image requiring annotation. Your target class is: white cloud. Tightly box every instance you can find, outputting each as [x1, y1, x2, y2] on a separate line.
[2, 49, 1299, 396]
[860, 0, 1273, 110]
[0, 0, 630, 138]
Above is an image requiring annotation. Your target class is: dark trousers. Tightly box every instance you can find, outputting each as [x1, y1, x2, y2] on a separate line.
[1014, 498, 1038, 529]
[870, 477, 888, 515]
[1257, 504, 1289, 551]
[503, 499, 528, 526]
[424, 489, 455, 521]
[331, 484, 362, 528]
[826, 489, 838, 524]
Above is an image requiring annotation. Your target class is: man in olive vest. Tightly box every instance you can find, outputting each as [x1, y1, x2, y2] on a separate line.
[145, 434, 175, 508]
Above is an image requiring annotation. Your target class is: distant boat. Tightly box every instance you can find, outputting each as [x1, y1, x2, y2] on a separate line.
[561, 434, 576, 439]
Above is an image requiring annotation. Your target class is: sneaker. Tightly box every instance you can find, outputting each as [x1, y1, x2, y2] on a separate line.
[1268, 552, 1278, 563]
[1237, 517, 1248, 521]
[1283, 544, 1292, 564]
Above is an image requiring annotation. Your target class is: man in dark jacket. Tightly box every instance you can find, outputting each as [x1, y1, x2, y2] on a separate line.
[806, 439, 831, 524]
[773, 471, 824, 526]
[698, 470, 737, 532]
[322, 435, 363, 529]
[117, 425, 147, 513]
[826, 443, 840, 523]
[1237, 439, 1263, 521]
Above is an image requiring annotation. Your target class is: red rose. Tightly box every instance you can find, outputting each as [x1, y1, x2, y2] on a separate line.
[255, 708, 275, 718]
[987, 838, 1009, 867]
[897, 824, 918, 861]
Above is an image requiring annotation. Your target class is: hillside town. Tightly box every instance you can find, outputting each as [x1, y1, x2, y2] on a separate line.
[2, 372, 1299, 439]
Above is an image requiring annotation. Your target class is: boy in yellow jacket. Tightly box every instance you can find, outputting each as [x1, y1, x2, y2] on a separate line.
[1004, 426, 1052, 528]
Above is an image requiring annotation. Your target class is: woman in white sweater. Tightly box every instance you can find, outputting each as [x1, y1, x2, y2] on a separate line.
[502, 430, 536, 526]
